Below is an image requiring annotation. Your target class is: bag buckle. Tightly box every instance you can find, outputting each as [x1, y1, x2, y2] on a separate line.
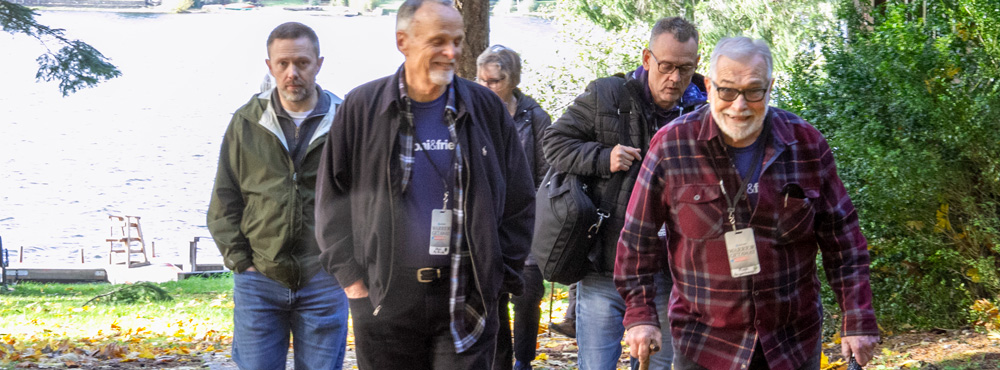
[588, 210, 610, 237]
[417, 267, 441, 283]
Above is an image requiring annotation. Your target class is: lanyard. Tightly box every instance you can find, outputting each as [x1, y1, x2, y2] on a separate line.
[406, 99, 456, 209]
[715, 117, 771, 231]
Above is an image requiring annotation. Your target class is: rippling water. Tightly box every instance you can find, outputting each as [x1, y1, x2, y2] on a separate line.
[0, 9, 560, 265]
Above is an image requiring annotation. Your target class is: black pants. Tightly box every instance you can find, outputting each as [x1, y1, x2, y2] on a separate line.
[494, 265, 545, 370]
[349, 268, 499, 370]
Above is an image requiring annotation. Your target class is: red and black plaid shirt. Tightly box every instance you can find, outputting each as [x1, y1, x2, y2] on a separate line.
[615, 106, 877, 370]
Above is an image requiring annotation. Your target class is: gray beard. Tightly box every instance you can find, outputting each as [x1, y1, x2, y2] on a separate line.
[278, 86, 311, 103]
[429, 70, 454, 86]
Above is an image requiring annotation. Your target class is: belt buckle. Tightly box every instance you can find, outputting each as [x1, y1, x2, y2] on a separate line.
[417, 267, 439, 283]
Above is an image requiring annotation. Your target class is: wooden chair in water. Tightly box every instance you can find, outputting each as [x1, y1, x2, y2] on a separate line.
[106, 215, 149, 266]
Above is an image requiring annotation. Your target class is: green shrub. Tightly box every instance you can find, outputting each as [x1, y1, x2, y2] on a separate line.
[779, 0, 1000, 330]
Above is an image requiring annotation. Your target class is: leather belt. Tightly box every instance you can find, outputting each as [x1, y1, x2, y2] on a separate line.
[416, 267, 448, 283]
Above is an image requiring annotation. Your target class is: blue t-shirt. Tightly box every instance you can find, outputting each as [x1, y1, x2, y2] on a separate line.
[727, 139, 763, 208]
[401, 94, 454, 267]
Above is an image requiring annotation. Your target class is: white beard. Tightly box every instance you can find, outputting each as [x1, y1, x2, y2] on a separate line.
[713, 106, 768, 145]
[429, 69, 455, 86]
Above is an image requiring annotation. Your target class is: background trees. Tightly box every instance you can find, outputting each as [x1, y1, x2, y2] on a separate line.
[1, 0, 120, 96]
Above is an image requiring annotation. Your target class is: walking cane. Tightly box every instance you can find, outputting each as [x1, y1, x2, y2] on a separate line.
[547, 281, 555, 336]
[638, 342, 660, 370]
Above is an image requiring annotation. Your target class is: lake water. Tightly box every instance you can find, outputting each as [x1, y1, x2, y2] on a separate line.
[0, 9, 562, 265]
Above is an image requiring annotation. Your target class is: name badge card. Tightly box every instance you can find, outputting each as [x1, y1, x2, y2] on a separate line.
[724, 228, 760, 278]
[429, 209, 452, 255]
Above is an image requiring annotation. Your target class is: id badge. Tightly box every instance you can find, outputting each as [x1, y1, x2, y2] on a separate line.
[724, 228, 760, 278]
[429, 209, 452, 255]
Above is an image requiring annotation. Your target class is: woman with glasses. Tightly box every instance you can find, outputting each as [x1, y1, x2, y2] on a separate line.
[476, 44, 551, 370]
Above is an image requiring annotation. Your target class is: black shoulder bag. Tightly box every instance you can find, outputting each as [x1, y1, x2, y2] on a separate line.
[531, 79, 635, 284]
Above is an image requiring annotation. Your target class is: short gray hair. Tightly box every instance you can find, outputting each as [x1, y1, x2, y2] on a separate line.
[476, 44, 521, 87]
[396, 0, 453, 33]
[649, 17, 698, 47]
[708, 37, 774, 81]
[267, 22, 320, 57]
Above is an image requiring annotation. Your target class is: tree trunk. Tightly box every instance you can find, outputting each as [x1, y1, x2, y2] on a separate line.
[455, 0, 489, 80]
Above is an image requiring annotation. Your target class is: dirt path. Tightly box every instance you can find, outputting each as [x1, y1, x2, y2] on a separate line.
[11, 329, 1000, 369]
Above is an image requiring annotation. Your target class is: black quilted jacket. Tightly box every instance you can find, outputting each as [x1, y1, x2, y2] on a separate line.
[541, 72, 707, 274]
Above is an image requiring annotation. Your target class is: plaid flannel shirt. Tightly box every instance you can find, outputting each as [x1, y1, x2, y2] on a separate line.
[615, 106, 878, 370]
[397, 72, 484, 353]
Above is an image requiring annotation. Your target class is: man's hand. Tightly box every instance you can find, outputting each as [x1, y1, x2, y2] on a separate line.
[343, 279, 369, 299]
[841, 335, 879, 366]
[244, 266, 257, 272]
[624, 325, 661, 362]
[610, 145, 642, 173]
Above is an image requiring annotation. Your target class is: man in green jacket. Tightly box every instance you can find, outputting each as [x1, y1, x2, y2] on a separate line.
[207, 22, 348, 370]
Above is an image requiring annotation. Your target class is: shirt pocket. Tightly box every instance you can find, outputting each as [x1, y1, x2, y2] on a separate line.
[776, 183, 820, 245]
[671, 184, 725, 241]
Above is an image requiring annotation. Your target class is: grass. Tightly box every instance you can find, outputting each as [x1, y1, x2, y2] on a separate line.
[0, 276, 235, 367]
[0, 274, 575, 368]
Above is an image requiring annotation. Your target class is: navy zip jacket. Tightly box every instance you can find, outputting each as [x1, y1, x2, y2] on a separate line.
[315, 69, 535, 314]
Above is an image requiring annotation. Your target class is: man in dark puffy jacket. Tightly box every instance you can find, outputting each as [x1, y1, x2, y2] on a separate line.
[541, 17, 707, 370]
[207, 22, 348, 370]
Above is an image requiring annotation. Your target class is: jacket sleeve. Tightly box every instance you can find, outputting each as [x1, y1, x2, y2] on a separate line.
[532, 105, 553, 187]
[498, 102, 536, 297]
[206, 118, 254, 273]
[542, 79, 615, 178]
[814, 138, 879, 337]
[315, 96, 366, 289]
[615, 132, 670, 330]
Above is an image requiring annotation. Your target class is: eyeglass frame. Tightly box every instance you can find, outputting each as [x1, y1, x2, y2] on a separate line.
[709, 80, 770, 102]
[475, 75, 507, 87]
[645, 48, 697, 76]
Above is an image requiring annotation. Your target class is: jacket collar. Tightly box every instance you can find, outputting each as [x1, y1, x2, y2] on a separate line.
[255, 85, 341, 150]
[380, 64, 471, 123]
[513, 88, 540, 113]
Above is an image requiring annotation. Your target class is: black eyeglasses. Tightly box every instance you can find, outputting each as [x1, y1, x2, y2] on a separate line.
[646, 49, 696, 75]
[710, 80, 769, 102]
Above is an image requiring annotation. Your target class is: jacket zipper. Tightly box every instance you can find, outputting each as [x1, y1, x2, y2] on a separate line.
[291, 166, 302, 289]
[461, 143, 488, 315]
[374, 150, 396, 317]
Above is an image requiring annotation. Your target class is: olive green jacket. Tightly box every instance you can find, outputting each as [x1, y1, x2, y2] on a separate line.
[207, 88, 341, 290]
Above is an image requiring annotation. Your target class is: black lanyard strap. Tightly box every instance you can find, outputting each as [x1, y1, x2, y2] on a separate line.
[405, 99, 457, 207]
[713, 113, 771, 231]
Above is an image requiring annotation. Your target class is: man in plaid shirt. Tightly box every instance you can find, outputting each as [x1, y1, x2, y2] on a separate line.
[615, 37, 880, 370]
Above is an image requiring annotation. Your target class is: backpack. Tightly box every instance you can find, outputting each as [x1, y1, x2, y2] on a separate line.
[531, 79, 635, 284]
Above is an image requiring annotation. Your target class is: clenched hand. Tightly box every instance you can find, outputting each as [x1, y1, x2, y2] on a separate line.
[611, 144, 642, 173]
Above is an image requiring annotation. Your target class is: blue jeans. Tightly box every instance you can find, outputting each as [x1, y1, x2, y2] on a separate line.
[232, 270, 349, 370]
[576, 272, 672, 370]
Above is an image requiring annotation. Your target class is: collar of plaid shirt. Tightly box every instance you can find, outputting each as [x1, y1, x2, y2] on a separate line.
[396, 66, 486, 353]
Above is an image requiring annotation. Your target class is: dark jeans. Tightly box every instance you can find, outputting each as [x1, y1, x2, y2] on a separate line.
[349, 268, 499, 370]
[494, 265, 545, 370]
[672, 340, 821, 370]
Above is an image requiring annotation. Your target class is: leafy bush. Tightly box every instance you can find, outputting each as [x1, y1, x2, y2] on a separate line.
[778, 0, 1000, 330]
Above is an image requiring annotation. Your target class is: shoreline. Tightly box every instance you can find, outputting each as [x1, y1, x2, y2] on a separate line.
[22, 3, 554, 18]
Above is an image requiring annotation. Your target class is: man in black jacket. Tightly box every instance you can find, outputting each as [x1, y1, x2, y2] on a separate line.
[541, 17, 707, 370]
[313, 0, 535, 368]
